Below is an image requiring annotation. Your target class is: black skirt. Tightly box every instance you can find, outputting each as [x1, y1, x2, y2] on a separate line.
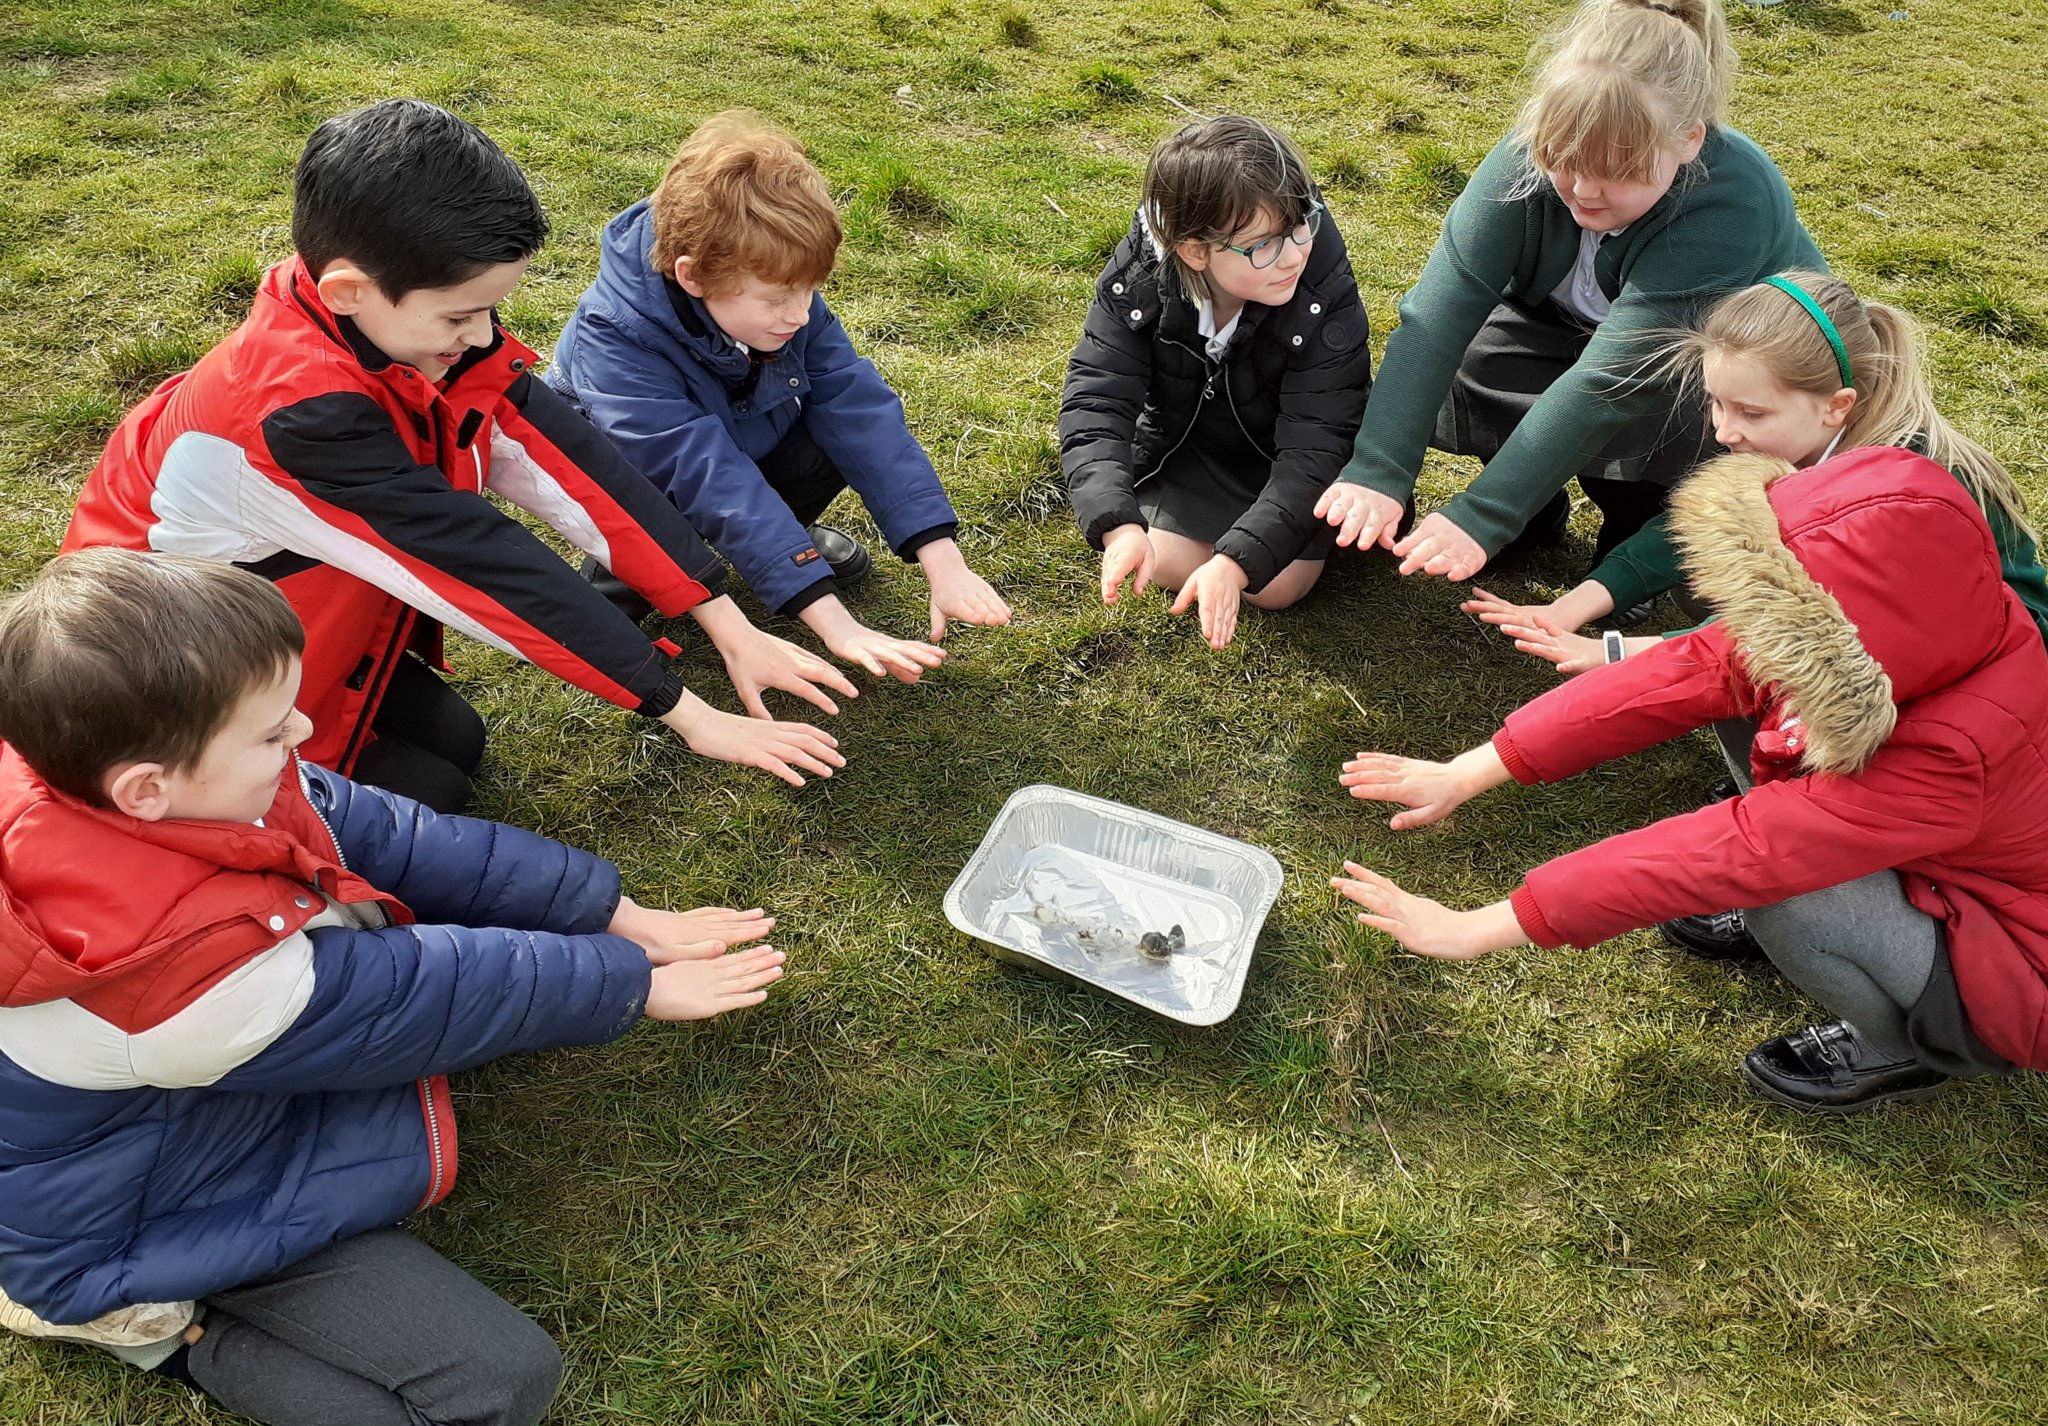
[1433, 297, 1715, 489]
[1136, 402, 1338, 562]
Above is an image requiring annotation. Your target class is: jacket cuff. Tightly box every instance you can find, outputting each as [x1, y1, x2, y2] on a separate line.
[1491, 727, 1542, 785]
[1211, 529, 1279, 596]
[1585, 557, 1659, 617]
[776, 576, 842, 618]
[895, 522, 959, 562]
[633, 667, 685, 720]
[1509, 884, 1566, 949]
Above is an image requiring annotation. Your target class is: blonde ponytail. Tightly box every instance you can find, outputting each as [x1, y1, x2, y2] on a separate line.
[1850, 302, 2033, 540]
[1515, 0, 1735, 185]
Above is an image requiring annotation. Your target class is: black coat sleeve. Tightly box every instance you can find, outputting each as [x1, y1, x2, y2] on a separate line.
[1059, 233, 1158, 549]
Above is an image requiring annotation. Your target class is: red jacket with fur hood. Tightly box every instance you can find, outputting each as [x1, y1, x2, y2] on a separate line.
[1495, 446, 2048, 1070]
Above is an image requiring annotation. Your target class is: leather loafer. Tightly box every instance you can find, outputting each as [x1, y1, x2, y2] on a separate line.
[1742, 1020, 1949, 1114]
[806, 522, 872, 591]
[1660, 909, 1767, 963]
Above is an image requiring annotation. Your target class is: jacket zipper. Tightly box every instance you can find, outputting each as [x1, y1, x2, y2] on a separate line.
[1220, 361, 1277, 463]
[298, 760, 453, 1212]
[415, 1078, 452, 1210]
[1139, 336, 1220, 484]
[295, 758, 348, 872]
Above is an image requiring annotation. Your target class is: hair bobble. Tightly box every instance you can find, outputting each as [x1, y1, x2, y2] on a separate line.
[1646, 1, 1677, 11]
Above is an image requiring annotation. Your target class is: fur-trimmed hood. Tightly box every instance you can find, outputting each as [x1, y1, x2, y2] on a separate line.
[1670, 445, 2015, 776]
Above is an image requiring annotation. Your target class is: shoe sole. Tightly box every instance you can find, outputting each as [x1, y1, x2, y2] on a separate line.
[1741, 1065, 1949, 1116]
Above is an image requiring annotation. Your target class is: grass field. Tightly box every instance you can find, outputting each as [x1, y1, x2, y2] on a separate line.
[6, 0, 2048, 1420]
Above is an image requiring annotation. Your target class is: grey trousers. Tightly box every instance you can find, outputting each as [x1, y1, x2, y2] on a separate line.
[1713, 718, 2008, 1077]
[183, 1229, 561, 1426]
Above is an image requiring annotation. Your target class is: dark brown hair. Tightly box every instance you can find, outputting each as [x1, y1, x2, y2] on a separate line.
[1142, 114, 1315, 304]
[651, 111, 841, 294]
[0, 550, 306, 804]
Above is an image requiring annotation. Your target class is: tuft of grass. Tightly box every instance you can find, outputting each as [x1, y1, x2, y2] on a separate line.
[100, 333, 209, 392]
[914, 245, 1039, 337]
[1318, 144, 1378, 192]
[871, 5, 914, 41]
[1856, 234, 1968, 282]
[1939, 283, 2045, 344]
[1075, 61, 1142, 105]
[243, 61, 313, 108]
[1396, 143, 1470, 208]
[104, 61, 215, 109]
[861, 156, 954, 225]
[14, 391, 123, 455]
[995, 6, 1039, 47]
[196, 251, 264, 314]
[943, 53, 998, 90]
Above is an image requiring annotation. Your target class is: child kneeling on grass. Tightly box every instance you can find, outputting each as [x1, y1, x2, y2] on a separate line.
[69, 99, 851, 812]
[1315, 0, 1826, 585]
[1061, 114, 1373, 650]
[548, 112, 1011, 677]
[0, 549, 786, 1426]
[1332, 446, 2047, 1114]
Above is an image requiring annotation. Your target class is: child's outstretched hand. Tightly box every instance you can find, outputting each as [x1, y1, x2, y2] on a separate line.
[1492, 611, 1608, 676]
[1170, 553, 1251, 650]
[1339, 747, 1505, 828]
[1461, 586, 1556, 633]
[660, 691, 846, 787]
[918, 539, 1013, 642]
[1392, 512, 1488, 582]
[1099, 524, 1157, 606]
[609, 897, 775, 961]
[719, 626, 860, 719]
[643, 945, 786, 1021]
[1331, 862, 1511, 961]
[1315, 482, 1406, 551]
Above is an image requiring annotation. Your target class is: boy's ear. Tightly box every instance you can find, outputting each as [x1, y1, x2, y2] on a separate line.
[1173, 238, 1213, 275]
[315, 262, 379, 316]
[104, 761, 175, 822]
[673, 255, 707, 298]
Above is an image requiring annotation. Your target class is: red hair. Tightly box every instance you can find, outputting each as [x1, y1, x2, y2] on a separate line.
[650, 112, 840, 294]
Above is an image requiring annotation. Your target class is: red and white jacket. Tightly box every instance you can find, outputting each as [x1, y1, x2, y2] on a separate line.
[65, 256, 727, 772]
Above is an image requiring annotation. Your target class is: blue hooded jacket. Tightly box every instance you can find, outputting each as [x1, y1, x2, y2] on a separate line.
[0, 760, 650, 1325]
[549, 200, 960, 614]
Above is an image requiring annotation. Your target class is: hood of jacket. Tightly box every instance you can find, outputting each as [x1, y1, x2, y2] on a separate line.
[0, 749, 404, 1030]
[1670, 445, 2016, 775]
[579, 199, 759, 385]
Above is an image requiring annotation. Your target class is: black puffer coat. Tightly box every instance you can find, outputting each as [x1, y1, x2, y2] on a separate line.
[1060, 209, 1373, 593]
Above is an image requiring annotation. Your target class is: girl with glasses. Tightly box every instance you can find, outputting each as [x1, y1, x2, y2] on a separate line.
[1062, 114, 1372, 650]
[1315, 0, 1826, 588]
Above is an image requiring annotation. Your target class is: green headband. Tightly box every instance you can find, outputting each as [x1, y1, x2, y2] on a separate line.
[1762, 275, 1853, 389]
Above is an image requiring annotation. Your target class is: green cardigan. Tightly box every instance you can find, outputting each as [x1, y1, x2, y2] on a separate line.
[1593, 454, 2048, 648]
[1336, 127, 1825, 554]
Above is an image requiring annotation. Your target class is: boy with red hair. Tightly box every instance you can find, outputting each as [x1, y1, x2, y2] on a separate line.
[549, 112, 1011, 683]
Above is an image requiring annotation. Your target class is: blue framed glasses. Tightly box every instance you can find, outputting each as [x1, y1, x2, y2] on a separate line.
[1221, 201, 1324, 269]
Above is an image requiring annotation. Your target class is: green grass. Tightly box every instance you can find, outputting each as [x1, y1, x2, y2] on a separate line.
[5, 0, 2048, 1421]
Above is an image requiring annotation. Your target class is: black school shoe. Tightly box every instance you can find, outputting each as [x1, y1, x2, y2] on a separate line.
[1660, 909, 1768, 964]
[1743, 1020, 1950, 1114]
[807, 523, 873, 591]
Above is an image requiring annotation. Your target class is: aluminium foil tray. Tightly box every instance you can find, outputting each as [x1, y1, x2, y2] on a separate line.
[944, 784, 1284, 1026]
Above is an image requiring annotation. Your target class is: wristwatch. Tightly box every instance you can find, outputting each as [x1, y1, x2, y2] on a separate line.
[1603, 629, 1626, 664]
